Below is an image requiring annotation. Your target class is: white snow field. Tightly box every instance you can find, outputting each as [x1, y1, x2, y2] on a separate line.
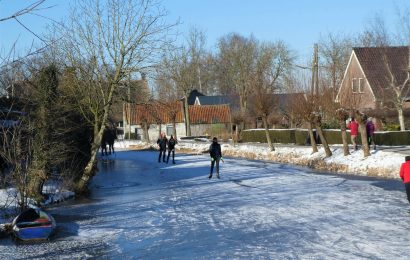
[0, 150, 409, 259]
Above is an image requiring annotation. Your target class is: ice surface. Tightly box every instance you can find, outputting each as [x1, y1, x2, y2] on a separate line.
[0, 150, 408, 259]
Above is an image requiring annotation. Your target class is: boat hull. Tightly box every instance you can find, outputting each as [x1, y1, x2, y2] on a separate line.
[12, 208, 56, 241]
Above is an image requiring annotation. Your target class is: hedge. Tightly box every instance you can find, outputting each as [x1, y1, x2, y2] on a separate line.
[241, 129, 295, 144]
[242, 129, 410, 146]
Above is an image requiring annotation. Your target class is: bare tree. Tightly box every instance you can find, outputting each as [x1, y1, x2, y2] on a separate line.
[336, 108, 350, 156]
[357, 13, 392, 47]
[187, 27, 208, 93]
[54, 0, 176, 193]
[249, 41, 293, 151]
[319, 32, 353, 100]
[216, 33, 257, 133]
[354, 110, 370, 157]
[381, 49, 410, 131]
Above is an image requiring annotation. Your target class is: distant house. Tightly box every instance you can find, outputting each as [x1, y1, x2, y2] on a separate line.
[336, 46, 410, 112]
[194, 95, 240, 110]
[194, 92, 304, 128]
[187, 89, 205, 105]
[123, 102, 231, 140]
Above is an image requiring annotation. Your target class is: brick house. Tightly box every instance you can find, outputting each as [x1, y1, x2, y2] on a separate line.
[336, 46, 410, 112]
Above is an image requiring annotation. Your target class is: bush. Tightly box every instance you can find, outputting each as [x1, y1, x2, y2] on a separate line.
[374, 131, 410, 145]
[384, 124, 401, 131]
[242, 128, 410, 146]
[321, 121, 340, 129]
[242, 129, 295, 144]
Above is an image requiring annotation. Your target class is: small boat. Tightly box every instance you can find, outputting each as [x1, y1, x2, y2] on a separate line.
[12, 207, 56, 241]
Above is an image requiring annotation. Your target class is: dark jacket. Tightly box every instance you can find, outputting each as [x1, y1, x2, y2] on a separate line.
[168, 138, 177, 150]
[366, 121, 375, 136]
[209, 142, 222, 159]
[157, 137, 168, 151]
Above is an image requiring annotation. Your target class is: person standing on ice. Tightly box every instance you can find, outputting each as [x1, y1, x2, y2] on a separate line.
[157, 133, 168, 163]
[366, 117, 376, 150]
[347, 117, 359, 150]
[400, 156, 410, 204]
[167, 135, 177, 164]
[208, 137, 223, 179]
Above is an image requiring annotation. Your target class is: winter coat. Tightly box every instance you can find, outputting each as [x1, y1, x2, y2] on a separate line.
[347, 120, 359, 136]
[209, 142, 222, 159]
[168, 138, 177, 150]
[400, 161, 410, 183]
[157, 137, 168, 151]
[366, 121, 375, 136]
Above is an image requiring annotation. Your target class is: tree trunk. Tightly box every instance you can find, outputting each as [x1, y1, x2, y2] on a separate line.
[316, 125, 332, 157]
[398, 106, 406, 131]
[75, 123, 103, 193]
[184, 95, 191, 136]
[27, 169, 46, 202]
[76, 99, 111, 193]
[230, 123, 236, 146]
[358, 123, 370, 157]
[262, 115, 274, 151]
[355, 111, 370, 157]
[143, 122, 149, 143]
[172, 119, 177, 140]
[340, 121, 350, 156]
[308, 122, 318, 154]
[75, 144, 98, 194]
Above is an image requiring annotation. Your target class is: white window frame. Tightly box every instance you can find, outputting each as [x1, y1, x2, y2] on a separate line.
[352, 78, 363, 93]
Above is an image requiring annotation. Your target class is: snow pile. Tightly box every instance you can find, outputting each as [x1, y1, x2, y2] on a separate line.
[174, 141, 403, 179]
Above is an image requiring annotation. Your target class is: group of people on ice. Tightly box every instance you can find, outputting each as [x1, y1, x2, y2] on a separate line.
[156, 133, 177, 164]
[156, 134, 223, 179]
[100, 124, 118, 156]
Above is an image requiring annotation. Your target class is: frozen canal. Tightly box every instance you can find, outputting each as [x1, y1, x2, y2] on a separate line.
[1, 150, 410, 259]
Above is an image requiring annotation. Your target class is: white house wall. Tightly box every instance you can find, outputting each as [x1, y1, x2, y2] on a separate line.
[125, 123, 230, 141]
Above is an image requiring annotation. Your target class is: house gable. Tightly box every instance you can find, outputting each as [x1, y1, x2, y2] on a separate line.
[336, 50, 377, 110]
[338, 46, 410, 111]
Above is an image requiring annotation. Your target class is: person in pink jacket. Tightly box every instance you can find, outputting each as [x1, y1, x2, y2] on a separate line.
[347, 117, 359, 150]
[400, 156, 410, 203]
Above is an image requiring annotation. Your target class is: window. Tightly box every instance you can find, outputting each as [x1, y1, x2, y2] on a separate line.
[352, 78, 363, 93]
[166, 125, 174, 136]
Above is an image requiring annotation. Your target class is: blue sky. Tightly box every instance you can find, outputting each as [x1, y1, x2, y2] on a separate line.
[1, 0, 409, 61]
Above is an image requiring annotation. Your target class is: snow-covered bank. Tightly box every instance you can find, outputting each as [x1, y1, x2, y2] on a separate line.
[0, 183, 74, 225]
[115, 139, 405, 179]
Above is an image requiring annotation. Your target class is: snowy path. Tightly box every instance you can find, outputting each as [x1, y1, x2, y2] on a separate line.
[0, 151, 409, 259]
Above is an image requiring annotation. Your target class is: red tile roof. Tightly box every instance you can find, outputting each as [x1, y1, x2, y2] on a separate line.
[125, 102, 231, 124]
[189, 105, 231, 124]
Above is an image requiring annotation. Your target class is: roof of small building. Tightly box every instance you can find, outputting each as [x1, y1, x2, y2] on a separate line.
[187, 89, 205, 105]
[125, 102, 231, 125]
[195, 95, 239, 106]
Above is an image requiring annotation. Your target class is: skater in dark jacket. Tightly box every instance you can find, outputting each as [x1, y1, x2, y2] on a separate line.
[400, 156, 410, 204]
[167, 135, 177, 164]
[157, 133, 168, 163]
[208, 137, 223, 179]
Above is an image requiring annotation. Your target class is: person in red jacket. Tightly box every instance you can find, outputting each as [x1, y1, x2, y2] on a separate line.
[400, 156, 410, 203]
[347, 117, 359, 150]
